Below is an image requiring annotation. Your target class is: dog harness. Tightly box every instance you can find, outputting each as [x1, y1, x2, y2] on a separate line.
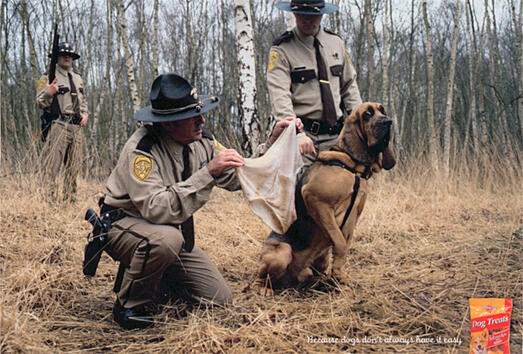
[321, 159, 365, 230]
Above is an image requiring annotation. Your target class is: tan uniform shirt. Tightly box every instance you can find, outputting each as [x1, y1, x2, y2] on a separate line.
[267, 26, 362, 122]
[104, 126, 240, 225]
[35, 65, 88, 118]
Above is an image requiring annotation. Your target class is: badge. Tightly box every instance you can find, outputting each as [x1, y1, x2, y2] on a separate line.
[133, 155, 153, 181]
[37, 77, 47, 91]
[345, 48, 354, 66]
[268, 51, 278, 72]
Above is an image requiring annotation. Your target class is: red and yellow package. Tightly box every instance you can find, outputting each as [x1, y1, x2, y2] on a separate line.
[469, 298, 512, 354]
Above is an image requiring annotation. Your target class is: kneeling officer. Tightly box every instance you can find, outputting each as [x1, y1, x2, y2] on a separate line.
[91, 73, 245, 329]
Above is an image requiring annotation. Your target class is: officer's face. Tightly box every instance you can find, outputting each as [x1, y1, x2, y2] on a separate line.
[58, 55, 73, 69]
[161, 115, 205, 144]
[294, 13, 323, 36]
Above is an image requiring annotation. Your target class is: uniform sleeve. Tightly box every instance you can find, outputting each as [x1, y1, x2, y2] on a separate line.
[266, 46, 295, 122]
[341, 47, 362, 113]
[78, 76, 89, 118]
[125, 150, 217, 225]
[35, 75, 53, 109]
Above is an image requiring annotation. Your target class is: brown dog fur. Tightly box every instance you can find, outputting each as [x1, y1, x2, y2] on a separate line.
[257, 102, 396, 292]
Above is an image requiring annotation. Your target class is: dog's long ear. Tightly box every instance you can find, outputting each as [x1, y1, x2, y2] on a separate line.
[340, 117, 374, 165]
[381, 142, 396, 170]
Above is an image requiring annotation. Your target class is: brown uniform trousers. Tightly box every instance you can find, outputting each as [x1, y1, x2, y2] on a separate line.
[40, 119, 84, 200]
[107, 216, 231, 309]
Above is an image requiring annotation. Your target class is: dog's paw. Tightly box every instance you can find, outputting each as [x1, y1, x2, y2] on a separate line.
[331, 269, 350, 285]
[296, 267, 313, 283]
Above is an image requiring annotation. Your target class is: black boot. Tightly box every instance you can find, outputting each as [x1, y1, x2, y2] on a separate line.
[113, 300, 154, 330]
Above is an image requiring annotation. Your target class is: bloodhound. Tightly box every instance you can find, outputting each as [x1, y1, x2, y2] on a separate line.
[257, 102, 396, 293]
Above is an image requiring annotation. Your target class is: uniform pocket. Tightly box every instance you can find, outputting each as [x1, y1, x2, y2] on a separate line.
[291, 69, 316, 84]
[57, 87, 70, 95]
[330, 64, 343, 77]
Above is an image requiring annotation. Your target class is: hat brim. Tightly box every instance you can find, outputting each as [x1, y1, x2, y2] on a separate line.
[48, 52, 81, 60]
[275, 2, 339, 14]
[134, 95, 220, 122]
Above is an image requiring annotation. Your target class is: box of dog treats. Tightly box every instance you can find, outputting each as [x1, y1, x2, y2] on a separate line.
[469, 298, 512, 354]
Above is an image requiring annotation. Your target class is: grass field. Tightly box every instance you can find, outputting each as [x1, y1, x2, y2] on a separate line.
[0, 155, 521, 352]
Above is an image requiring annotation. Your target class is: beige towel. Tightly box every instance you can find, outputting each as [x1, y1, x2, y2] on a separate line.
[237, 122, 303, 234]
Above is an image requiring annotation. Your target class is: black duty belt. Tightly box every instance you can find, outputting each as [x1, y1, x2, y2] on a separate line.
[302, 117, 343, 136]
[59, 114, 82, 125]
[100, 203, 127, 224]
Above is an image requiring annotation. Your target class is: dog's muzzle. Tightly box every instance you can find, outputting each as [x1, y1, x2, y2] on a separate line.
[369, 118, 392, 154]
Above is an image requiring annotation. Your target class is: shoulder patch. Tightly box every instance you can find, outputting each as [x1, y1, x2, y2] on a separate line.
[268, 51, 278, 72]
[324, 28, 342, 38]
[272, 31, 294, 46]
[202, 127, 214, 140]
[133, 155, 153, 181]
[37, 77, 47, 91]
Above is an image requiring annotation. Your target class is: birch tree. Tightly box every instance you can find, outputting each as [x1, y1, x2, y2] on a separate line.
[443, 0, 461, 176]
[234, 0, 260, 154]
[422, 0, 437, 169]
[118, 0, 141, 113]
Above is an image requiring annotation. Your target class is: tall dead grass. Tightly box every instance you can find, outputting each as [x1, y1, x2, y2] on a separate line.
[0, 146, 521, 352]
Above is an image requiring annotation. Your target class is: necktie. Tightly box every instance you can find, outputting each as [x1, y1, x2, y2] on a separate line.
[181, 145, 195, 252]
[314, 37, 337, 127]
[67, 72, 80, 116]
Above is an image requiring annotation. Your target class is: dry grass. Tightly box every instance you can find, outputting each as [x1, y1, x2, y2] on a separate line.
[0, 153, 521, 353]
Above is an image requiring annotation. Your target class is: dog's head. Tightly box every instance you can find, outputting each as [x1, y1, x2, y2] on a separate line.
[338, 102, 396, 170]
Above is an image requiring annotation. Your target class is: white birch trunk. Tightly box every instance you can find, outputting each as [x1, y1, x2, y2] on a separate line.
[234, 0, 260, 154]
[118, 0, 141, 113]
[422, 0, 438, 170]
[443, 0, 461, 176]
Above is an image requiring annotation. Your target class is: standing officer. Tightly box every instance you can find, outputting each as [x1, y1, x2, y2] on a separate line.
[267, 0, 362, 165]
[36, 42, 88, 202]
[99, 73, 247, 329]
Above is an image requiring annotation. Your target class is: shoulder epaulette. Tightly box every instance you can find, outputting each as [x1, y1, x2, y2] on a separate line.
[202, 128, 214, 140]
[273, 31, 294, 46]
[324, 28, 342, 38]
[136, 126, 159, 153]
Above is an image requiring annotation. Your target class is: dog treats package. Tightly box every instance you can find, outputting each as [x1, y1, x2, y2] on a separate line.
[469, 298, 512, 354]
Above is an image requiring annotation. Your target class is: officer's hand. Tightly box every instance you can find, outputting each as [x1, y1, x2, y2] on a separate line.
[45, 78, 58, 96]
[207, 149, 245, 177]
[269, 117, 304, 144]
[80, 114, 88, 127]
[298, 135, 316, 155]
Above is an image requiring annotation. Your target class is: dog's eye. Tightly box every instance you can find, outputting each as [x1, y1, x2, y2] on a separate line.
[363, 111, 372, 120]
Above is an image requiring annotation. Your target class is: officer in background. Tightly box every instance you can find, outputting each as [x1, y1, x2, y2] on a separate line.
[267, 0, 362, 166]
[99, 73, 247, 329]
[36, 42, 88, 202]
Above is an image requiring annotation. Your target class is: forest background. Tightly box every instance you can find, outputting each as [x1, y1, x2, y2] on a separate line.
[0, 0, 521, 174]
[0, 1, 522, 352]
